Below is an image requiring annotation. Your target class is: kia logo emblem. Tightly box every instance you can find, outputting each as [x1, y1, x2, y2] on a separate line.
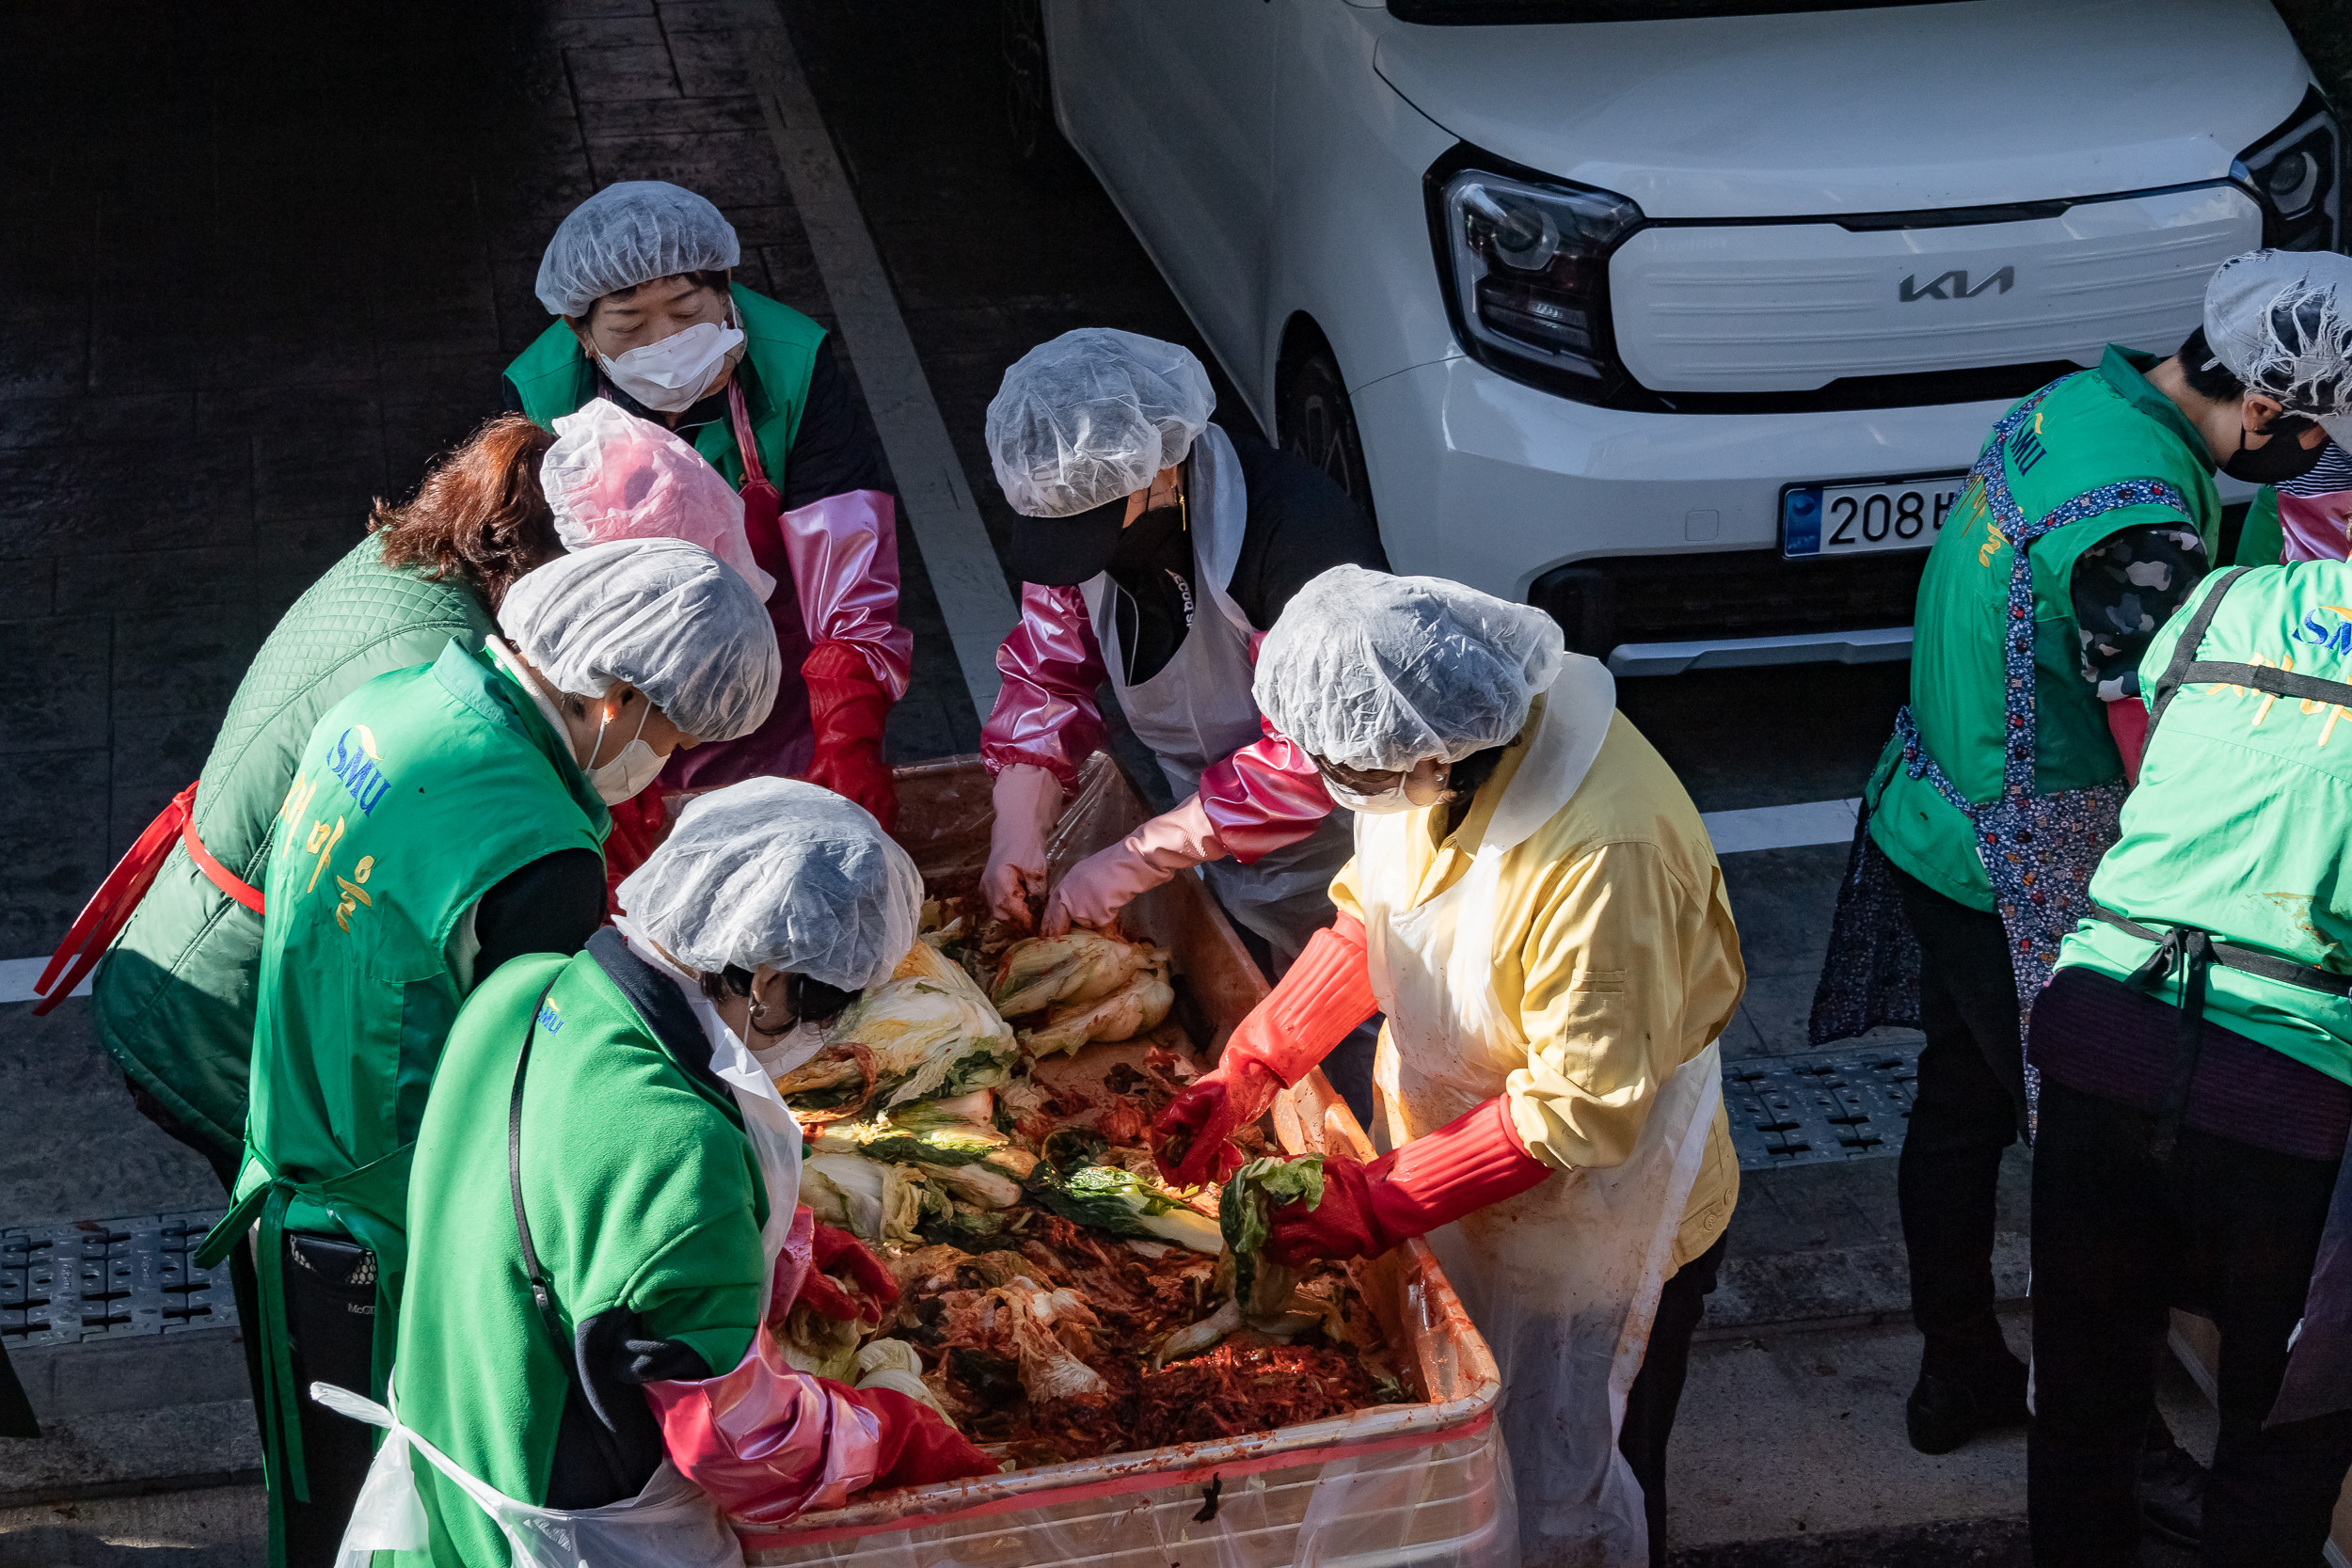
[1900, 266, 2016, 301]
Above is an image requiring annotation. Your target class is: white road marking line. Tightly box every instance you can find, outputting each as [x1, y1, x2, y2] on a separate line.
[1700, 798, 1862, 855]
[735, 2, 1018, 721]
[0, 958, 88, 1006]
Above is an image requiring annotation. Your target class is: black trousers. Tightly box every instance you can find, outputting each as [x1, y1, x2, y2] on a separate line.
[1619, 1230, 1727, 1567]
[122, 1076, 269, 1422]
[1891, 870, 2028, 1365]
[2030, 1078, 2352, 1567]
[279, 1231, 382, 1568]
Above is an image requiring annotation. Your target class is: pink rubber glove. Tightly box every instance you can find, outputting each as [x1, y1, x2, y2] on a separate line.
[1042, 794, 1226, 936]
[983, 764, 1063, 931]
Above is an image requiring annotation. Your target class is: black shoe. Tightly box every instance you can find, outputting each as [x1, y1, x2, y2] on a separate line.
[1906, 1352, 2030, 1455]
[2137, 1416, 2205, 1548]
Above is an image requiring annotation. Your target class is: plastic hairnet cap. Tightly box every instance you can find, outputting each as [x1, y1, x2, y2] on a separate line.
[984, 328, 1215, 519]
[536, 182, 741, 319]
[1253, 565, 1566, 773]
[499, 537, 780, 745]
[542, 398, 775, 601]
[617, 778, 922, 990]
[2204, 249, 2352, 450]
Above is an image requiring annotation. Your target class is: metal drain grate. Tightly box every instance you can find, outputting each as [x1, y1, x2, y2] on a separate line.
[2, 1212, 236, 1349]
[1725, 1046, 1920, 1171]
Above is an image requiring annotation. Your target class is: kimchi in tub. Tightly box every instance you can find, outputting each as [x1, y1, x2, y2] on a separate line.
[739, 754, 1511, 1568]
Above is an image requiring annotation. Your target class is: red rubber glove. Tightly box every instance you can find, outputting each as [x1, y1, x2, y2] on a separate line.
[600, 784, 667, 918]
[2106, 696, 2150, 786]
[1265, 1096, 1551, 1267]
[802, 640, 897, 832]
[852, 1385, 996, 1490]
[646, 1324, 993, 1520]
[1153, 915, 1378, 1186]
[799, 1221, 898, 1326]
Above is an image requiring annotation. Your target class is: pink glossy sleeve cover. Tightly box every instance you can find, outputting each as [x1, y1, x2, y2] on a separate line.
[779, 490, 914, 699]
[981, 583, 1109, 788]
[1196, 718, 1339, 864]
[643, 1322, 992, 1521]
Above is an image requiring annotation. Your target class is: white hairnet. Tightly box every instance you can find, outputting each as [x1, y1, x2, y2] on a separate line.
[616, 778, 921, 989]
[2204, 249, 2352, 449]
[984, 328, 1215, 517]
[1254, 566, 1566, 772]
[542, 399, 774, 601]
[498, 537, 779, 745]
[536, 182, 741, 319]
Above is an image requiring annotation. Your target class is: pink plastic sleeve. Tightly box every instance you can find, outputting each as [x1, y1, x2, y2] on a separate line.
[981, 584, 1109, 788]
[1197, 719, 1338, 864]
[780, 490, 914, 699]
[644, 1320, 893, 1523]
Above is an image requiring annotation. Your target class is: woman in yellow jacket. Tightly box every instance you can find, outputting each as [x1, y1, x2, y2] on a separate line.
[1153, 566, 1742, 1568]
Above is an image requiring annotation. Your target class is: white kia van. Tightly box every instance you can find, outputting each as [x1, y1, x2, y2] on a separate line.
[1030, 0, 2337, 672]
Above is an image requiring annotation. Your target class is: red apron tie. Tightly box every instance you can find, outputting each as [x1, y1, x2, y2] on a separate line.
[728, 378, 787, 578]
[33, 782, 263, 1015]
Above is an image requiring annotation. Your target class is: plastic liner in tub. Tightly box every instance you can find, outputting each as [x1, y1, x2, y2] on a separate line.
[737, 753, 1512, 1568]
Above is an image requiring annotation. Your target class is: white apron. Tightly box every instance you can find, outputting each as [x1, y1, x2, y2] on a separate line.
[318, 1379, 742, 1568]
[1081, 423, 1353, 965]
[325, 939, 807, 1568]
[1356, 658, 1725, 1568]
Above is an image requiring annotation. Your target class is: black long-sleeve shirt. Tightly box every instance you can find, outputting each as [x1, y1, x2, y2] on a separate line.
[1106, 429, 1390, 687]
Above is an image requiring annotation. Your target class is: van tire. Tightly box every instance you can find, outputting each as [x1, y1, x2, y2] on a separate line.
[1277, 341, 1375, 522]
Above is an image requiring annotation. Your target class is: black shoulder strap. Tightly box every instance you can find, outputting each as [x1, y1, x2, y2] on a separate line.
[510, 977, 591, 1402]
[2147, 568, 2246, 736]
[508, 972, 651, 1493]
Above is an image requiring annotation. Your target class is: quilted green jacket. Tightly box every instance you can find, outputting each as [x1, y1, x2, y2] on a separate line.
[92, 535, 496, 1167]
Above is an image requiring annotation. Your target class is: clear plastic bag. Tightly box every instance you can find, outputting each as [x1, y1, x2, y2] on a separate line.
[739, 1427, 1513, 1568]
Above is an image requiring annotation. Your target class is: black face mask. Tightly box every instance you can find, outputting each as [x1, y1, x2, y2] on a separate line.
[1104, 503, 1188, 577]
[2220, 414, 2327, 484]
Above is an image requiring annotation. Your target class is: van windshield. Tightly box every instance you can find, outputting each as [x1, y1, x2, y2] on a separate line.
[1390, 0, 1980, 20]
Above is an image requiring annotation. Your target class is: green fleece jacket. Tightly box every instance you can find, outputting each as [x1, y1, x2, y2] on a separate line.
[92, 535, 496, 1167]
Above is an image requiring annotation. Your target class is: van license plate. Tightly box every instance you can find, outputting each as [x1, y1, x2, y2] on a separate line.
[1782, 474, 1965, 559]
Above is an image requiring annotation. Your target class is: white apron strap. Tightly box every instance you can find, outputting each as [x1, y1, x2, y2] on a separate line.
[315, 1378, 743, 1568]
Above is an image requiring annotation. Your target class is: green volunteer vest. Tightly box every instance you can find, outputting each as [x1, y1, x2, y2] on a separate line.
[239, 639, 607, 1243]
[2236, 485, 2285, 568]
[504, 282, 825, 490]
[201, 640, 605, 1562]
[395, 947, 767, 1568]
[2058, 562, 2352, 1085]
[1869, 347, 2223, 911]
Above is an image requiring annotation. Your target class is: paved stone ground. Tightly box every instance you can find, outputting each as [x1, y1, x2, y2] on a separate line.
[0, 1488, 264, 1568]
[0, 0, 982, 969]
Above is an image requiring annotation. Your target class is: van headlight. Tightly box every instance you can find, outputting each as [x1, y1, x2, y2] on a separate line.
[2234, 87, 2341, 253]
[1431, 162, 1643, 397]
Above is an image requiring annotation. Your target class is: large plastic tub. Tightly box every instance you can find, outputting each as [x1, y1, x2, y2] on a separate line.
[738, 754, 1512, 1568]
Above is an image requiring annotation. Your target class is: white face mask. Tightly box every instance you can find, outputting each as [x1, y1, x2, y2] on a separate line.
[597, 318, 746, 414]
[1325, 779, 1421, 816]
[748, 1017, 830, 1076]
[584, 699, 663, 804]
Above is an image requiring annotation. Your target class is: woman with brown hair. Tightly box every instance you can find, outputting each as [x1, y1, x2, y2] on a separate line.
[42, 413, 566, 1197]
